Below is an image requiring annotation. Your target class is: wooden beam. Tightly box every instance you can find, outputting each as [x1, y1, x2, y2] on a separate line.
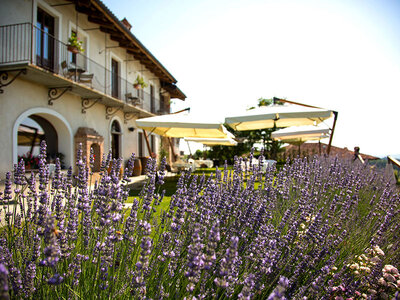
[100, 27, 121, 35]
[142, 130, 152, 156]
[273, 97, 322, 109]
[327, 111, 338, 155]
[110, 35, 127, 43]
[75, 5, 98, 15]
[388, 156, 400, 168]
[88, 16, 113, 27]
[168, 138, 177, 162]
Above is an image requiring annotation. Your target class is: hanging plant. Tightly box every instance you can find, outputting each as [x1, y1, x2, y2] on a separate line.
[67, 32, 84, 53]
[133, 75, 148, 89]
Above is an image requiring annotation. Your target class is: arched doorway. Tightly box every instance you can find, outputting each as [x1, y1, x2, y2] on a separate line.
[13, 108, 73, 169]
[111, 120, 121, 159]
[17, 115, 59, 168]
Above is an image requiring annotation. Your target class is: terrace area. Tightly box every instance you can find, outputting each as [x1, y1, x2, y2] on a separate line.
[0, 23, 171, 119]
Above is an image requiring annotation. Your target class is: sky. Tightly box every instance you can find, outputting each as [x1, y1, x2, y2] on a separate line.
[102, 0, 400, 157]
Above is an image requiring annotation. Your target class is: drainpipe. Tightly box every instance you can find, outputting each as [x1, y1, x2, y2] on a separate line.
[31, 0, 34, 63]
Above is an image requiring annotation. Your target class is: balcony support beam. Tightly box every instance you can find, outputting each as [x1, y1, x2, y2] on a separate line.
[81, 97, 100, 114]
[48, 86, 72, 105]
[105, 106, 122, 119]
[0, 69, 27, 94]
[124, 112, 139, 124]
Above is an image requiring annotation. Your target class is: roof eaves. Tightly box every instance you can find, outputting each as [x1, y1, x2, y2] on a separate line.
[92, 0, 178, 84]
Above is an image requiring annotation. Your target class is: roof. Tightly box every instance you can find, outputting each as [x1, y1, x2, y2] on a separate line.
[68, 0, 186, 100]
[284, 143, 379, 161]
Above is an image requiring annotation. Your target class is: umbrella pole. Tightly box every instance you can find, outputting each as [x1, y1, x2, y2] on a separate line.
[167, 137, 177, 162]
[29, 128, 39, 157]
[142, 130, 152, 156]
[327, 111, 338, 155]
[186, 140, 192, 156]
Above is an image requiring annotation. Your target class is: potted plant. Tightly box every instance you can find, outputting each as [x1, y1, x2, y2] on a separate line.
[133, 75, 148, 89]
[67, 32, 84, 54]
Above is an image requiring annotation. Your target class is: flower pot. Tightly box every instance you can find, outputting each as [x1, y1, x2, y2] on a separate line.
[140, 157, 150, 175]
[67, 45, 79, 54]
[133, 83, 142, 90]
[107, 162, 124, 179]
[132, 158, 142, 176]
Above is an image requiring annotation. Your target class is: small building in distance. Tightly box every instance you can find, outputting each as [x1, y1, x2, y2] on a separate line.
[284, 143, 379, 161]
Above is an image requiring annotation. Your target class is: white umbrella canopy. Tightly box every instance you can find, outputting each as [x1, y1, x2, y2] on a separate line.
[225, 105, 333, 131]
[271, 125, 330, 143]
[135, 113, 230, 138]
[184, 137, 238, 146]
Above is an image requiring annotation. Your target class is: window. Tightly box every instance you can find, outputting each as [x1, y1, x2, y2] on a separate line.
[111, 59, 119, 98]
[111, 120, 121, 159]
[36, 8, 55, 71]
[150, 85, 155, 113]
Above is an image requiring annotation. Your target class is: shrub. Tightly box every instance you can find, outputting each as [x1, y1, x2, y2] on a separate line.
[0, 143, 399, 299]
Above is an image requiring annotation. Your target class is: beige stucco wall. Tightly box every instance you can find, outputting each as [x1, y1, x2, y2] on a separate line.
[0, 77, 148, 178]
[0, 0, 32, 26]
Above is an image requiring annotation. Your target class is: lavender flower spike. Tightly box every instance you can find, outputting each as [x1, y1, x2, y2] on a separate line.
[267, 276, 289, 300]
[0, 264, 9, 300]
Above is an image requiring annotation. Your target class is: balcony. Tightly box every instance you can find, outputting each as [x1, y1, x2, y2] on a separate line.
[0, 23, 165, 118]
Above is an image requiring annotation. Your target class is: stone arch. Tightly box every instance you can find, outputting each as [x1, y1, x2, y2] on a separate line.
[13, 107, 73, 168]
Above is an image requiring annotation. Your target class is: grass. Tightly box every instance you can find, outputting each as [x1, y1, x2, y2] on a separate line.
[126, 167, 264, 218]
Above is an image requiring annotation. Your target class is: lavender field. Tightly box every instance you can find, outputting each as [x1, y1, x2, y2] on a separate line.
[0, 143, 399, 299]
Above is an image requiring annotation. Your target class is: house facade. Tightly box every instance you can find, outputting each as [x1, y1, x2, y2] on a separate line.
[0, 0, 185, 177]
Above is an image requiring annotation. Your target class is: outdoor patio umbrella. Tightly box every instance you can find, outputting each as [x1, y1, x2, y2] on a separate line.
[271, 125, 330, 143]
[17, 125, 45, 146]
[135, 113, 230, 139]
[225, 105, 333, 131]
[272, 125, 330, 155]
[184, 137, 238, 146]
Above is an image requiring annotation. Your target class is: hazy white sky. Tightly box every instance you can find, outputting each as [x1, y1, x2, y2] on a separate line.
[103, 0, 400, 157]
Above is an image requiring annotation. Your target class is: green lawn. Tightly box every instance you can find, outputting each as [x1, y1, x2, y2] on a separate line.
[126, 167, 264, 209]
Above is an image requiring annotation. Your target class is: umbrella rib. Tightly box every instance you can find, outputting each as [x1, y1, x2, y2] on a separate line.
[162, 128, 171, 136]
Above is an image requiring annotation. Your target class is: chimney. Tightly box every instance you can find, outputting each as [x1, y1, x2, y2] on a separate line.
[121, 18, 132, 31]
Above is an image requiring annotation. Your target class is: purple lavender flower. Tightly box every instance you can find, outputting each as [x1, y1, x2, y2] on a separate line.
[185, 224, 205, 293]
[214, 236, 239, 289]
[157, 156, 167, 185]
[22, 262, 36, 296]
[47, 273, 64, 285]
[0, 264, 9, 300]
[267, 276, 289, 300]
[238, 273, 255, 300]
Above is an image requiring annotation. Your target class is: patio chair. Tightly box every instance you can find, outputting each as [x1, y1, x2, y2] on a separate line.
[61, 61, 74, 79]
[79, 72, 94, 87]
[125, 93, 142, 107]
